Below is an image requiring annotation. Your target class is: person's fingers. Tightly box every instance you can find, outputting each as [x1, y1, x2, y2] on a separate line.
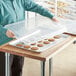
[9, 31, 15, 38]
[52, 17, 59, 22]
[53, 18, 59, 22]
[6, 30, 15, 38]
[7, 32, 13, 38]
[10, 31, 15, 37]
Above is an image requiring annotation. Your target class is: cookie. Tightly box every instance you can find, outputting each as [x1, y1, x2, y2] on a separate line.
[31, 47, 39, 50]
[48, 38, 55, 42]
[37, 44, 43, 47]
[31, 43, 36, 45]
[16, 44, 23, 47]
[24, 45, 30, 48]
[43, 41, 50, 44]
[54, 35, 61, 39]
[38, 41, 42, 43]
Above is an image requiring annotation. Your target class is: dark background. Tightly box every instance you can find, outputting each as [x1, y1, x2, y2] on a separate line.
[0, 52, 5, 76]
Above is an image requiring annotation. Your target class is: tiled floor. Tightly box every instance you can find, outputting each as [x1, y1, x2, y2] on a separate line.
[22, 43, 76, 76]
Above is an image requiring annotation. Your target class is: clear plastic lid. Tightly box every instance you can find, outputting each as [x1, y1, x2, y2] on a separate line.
[4, 20, 67, 44]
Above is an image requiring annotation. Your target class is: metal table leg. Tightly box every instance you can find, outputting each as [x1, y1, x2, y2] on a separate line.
[41, 61, 45, 76]
[5, 53, 10, 76]
[49, 58, 53, 76]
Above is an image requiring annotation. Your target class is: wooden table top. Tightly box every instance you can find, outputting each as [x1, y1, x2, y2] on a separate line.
[0, 35, 75, 61]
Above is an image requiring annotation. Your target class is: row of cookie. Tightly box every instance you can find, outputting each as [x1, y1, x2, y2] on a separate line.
[15, 35, 61, 50]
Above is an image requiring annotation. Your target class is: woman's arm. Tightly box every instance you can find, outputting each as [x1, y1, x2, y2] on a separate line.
[23, 0, 54, 19]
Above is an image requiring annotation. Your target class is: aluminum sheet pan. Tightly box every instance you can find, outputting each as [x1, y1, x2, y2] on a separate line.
[9, 34, 69, 52]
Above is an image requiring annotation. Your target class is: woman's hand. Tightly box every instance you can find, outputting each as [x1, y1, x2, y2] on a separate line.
[51, 17, 59, 22]
[6, 30, 15, 38]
